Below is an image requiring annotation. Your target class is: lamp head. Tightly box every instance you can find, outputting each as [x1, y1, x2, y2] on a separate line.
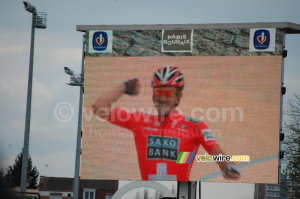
[23, 1, 36, 13]
[64, 67, 74, 75]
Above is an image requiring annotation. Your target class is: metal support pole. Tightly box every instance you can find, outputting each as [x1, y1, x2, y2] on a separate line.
[73, 35, 85, 199]
[20, 11, 36, 193]
[278, 31, 286, 185]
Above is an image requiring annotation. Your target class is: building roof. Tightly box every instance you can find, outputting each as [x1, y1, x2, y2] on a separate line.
[38, 176, 118, 192]
[80, 179, 118, 190]
[39, 177, 73, 192]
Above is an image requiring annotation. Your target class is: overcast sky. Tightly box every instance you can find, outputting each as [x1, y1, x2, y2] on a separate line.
[1, 0, 300, 198]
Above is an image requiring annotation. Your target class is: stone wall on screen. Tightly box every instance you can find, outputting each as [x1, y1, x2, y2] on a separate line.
[86, 29, 284, 57]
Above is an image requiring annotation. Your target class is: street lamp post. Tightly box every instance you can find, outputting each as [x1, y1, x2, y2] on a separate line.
[64, 35, 85, 199]
[21, 1, 46, 193]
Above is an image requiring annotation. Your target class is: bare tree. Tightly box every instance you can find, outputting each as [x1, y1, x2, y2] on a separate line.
[171, 184, 176, 195]
[144, 188, 149, 199]
[135, 190, 141, 199]
[283, 94, 300, 198]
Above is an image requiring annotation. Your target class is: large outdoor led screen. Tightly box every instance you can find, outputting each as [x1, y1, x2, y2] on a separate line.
[81, 28, 283, 183]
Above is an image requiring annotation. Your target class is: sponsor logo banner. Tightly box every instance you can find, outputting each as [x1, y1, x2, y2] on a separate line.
[147, 136, 179, 160]
[249, 28, 275, 52]
[88, 30, 113, 53]
[162, 30, 193, 52]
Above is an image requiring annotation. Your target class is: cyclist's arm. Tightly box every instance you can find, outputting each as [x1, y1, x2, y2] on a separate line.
[92, 84, 126, 119]
[211, 147, 240, 180]
[92, 78, 140, 119]
[198, 122, 240, 180]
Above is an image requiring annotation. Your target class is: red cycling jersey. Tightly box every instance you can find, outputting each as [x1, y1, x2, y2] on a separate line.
[108, 107, 220, 181]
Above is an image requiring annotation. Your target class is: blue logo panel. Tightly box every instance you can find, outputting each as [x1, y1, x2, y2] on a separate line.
[93, 31, 108, 51]
[254, 29, 270, 50]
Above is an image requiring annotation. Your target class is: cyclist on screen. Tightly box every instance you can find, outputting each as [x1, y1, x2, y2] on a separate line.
[92, 65, 240, 181]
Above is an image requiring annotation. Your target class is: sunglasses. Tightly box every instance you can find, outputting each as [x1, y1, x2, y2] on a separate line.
[153, 88, 178, 97]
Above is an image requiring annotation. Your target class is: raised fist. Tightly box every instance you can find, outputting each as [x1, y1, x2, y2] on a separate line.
[124, 78, 140, 96]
